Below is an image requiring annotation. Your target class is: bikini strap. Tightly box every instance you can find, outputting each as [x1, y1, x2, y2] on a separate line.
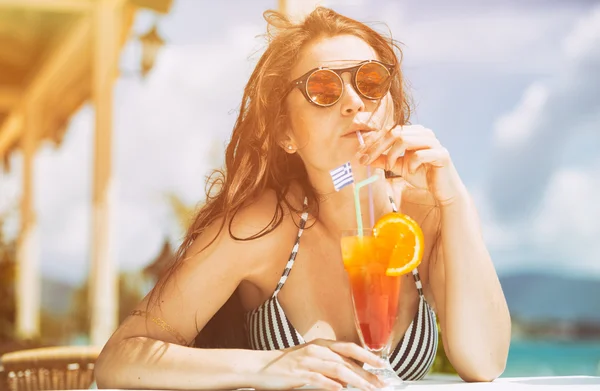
[272, 197, 309, 297]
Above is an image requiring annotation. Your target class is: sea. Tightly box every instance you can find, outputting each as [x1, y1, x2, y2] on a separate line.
[501, 339, 600, 377]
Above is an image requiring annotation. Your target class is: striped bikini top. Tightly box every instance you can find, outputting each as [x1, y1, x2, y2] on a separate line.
[245, 198, 438, 381]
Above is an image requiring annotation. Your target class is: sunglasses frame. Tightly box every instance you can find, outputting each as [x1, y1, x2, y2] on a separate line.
[288, 60, 396, 107]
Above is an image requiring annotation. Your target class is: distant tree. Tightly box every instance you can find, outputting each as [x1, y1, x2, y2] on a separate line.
[69, 271, 146, 338]
[0, 215, 16, 342]
[64, 192, 196, 342]
[0, 211, 47, 354]
[166, 192, 197, 234]
[143, 239, 174, 284]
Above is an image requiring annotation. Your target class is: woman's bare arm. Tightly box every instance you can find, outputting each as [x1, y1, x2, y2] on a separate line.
[429, 190, 511, 382]
[95, 191, 296, 389]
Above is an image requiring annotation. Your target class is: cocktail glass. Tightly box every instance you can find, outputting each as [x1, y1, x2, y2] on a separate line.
[341, 228, 405, 388]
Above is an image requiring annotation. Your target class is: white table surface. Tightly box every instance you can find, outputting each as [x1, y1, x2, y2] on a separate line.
[96, 376, 600, 390]
[397, 375, 600, 389]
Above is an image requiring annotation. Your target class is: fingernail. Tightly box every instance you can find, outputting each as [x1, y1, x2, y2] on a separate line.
[359, 154, 369, 164]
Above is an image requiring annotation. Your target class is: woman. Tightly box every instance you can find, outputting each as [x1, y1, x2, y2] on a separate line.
[95, 6, 510, 391]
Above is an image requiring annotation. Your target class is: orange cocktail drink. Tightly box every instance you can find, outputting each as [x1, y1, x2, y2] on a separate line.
[341, 229, 402, 352]
[340, 211, 424, 382]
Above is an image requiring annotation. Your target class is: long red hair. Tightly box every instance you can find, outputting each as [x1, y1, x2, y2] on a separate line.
[153, 6, 411, 348]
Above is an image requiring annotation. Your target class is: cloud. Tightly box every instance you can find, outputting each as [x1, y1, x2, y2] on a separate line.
[471, 6, 600, 277]
[493, 83, 549, 148]
[28, 106, 93, 282]
[113, 27, 265, 203]
[470, 186, 521, 253]
[475, 163, 600, 277]
[487, 6, 600, 223]
[563, 6, 600, 62]
[111, 30, 266, 277]
[531, 165, 600, 276]
[329, 0, 586, 74]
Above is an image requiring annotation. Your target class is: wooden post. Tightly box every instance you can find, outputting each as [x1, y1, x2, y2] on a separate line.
[278, 0, 286, 15]
[5, 16, 90, 341]
[279, 0, 321, 21]
[0, 0, 93, 13]
[90, 0, 121, 346]
[15, 102, 40, 340]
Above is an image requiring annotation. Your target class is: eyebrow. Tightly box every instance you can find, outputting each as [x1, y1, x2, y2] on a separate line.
[319, 59, 373, 66]
[322, 59, 367, 62]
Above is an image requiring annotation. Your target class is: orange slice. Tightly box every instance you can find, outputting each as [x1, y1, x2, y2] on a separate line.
[373, 212, 424, 276]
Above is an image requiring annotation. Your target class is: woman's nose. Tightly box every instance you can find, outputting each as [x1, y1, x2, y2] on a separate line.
[339, 74, 364, 115]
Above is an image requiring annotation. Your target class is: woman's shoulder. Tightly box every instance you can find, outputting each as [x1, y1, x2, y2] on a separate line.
[229, 188, 303, 242]
[181, 189, 304, 280]
[226, 188, 306, 275]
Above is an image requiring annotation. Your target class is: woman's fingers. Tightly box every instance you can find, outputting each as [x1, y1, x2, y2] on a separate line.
[308, 341, 388, 388]
[326, 341, 387, 369]
[305, 342, 385, 387]
[367, 135, 446, 176]
[357, 131, 396, 165]
[341, 356, 387, 388]
[301, 371, 344, 391]
[302, 357, 380, 391]
[359, 136, 436, 167]
[310, 340, 385, 387]
[407, 148, 450, 173]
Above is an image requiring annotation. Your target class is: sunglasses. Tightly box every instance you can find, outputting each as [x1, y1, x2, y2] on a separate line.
[287, 60, 395, 107]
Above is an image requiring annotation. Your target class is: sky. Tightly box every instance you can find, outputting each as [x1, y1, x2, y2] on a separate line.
[0, 0, 599, 285]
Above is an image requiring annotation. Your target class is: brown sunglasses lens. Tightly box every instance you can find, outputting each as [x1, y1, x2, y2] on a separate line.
[306, 69, 343, 106]
[356, 62, 392, 99]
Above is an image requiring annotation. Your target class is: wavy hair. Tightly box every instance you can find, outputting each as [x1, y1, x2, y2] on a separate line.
[151, 6, 412, 349]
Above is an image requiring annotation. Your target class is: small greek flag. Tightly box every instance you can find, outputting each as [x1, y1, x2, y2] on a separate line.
[329, 162, 354, 192]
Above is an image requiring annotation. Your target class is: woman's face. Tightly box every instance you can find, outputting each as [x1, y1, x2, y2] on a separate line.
[284, 34, 395, 190]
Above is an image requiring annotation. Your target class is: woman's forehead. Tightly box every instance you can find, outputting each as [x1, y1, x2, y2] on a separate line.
[291, 35, 379, 78]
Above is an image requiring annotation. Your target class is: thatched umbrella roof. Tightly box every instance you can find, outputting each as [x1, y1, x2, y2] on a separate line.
[0, 0, 173, 170]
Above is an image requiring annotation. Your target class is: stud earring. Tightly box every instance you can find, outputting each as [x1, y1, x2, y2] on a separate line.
[287, 145, 293, 150]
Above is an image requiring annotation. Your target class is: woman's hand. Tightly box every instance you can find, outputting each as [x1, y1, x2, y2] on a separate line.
[356, 124, 467, 206]
[255, 339, 387, 391]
